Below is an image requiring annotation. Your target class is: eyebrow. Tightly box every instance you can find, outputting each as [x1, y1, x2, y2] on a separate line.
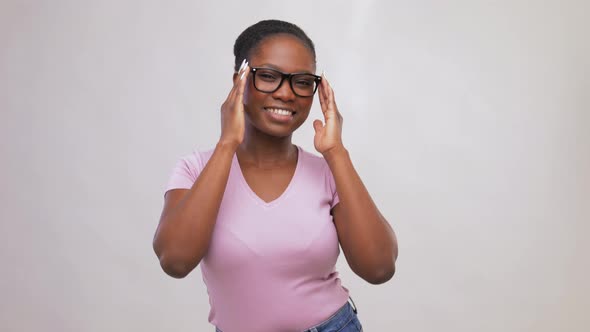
[254, 63, 315, 75]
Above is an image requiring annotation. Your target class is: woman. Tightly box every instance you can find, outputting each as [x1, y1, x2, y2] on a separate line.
[153, 19, 398, 332]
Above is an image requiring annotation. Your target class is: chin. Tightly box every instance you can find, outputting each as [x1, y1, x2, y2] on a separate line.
[256, 123, 298, 138]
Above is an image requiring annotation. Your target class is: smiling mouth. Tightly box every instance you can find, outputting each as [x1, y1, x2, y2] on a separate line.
[264, 107, 296, 116]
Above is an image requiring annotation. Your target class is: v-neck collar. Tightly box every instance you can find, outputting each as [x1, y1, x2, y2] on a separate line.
[233, 145, 303, 208]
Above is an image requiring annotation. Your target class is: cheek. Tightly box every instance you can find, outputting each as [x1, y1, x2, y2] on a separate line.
[297, 98, 314, 113]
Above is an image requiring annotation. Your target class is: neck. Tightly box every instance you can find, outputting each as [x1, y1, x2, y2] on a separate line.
[237, 128, 297, 167]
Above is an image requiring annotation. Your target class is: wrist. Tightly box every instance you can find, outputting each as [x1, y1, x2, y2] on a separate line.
[216, 139, 239, 153]
[322, 144, 348, 163]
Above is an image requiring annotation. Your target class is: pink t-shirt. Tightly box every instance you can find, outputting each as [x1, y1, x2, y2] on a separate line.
[164, 145, 350, 332]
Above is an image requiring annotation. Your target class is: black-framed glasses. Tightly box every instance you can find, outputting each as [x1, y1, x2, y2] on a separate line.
[250, 67, 322, 97]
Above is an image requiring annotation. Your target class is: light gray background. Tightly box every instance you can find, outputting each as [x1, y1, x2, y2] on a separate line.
[1, 1, 588, 331]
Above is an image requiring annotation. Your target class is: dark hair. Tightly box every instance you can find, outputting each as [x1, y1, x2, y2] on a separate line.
[233, 19, 316, 71]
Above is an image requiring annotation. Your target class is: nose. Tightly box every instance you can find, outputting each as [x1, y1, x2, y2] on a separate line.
[271, 78, 296, 102]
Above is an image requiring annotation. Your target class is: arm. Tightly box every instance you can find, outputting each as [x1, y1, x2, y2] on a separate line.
[153, 142, 236, 278]
[313, 73, 398, 284]
[153, 60, 250, 278]
[325, 147, 398, 284]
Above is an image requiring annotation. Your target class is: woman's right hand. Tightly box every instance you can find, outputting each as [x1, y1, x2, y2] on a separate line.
[219, 60, 249, 149]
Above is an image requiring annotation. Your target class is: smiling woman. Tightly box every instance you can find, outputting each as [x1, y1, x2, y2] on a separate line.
[152, 19, 398, 332]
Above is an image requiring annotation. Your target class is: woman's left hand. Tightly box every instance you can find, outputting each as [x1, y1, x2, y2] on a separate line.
[313, 73, 344, 156]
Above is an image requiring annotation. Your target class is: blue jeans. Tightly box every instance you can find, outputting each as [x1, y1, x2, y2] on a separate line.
[215, 298, 363, 332]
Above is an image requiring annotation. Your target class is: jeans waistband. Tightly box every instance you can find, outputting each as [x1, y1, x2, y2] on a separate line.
[302, 298, 358, 332]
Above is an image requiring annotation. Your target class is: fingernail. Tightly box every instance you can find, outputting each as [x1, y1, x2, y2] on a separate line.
[323, 70, 328, 80]
[239, 59, 246, 72]
[240, 71, 246, 80]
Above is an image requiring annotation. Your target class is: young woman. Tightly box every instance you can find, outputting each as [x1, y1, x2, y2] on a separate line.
[153, 19, 398, 332]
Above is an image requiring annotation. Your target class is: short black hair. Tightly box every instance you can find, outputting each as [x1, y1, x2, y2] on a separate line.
[233, 19, 316, 71]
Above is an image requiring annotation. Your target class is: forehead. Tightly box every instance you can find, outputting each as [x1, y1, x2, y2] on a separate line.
[250, 34, 316, 73]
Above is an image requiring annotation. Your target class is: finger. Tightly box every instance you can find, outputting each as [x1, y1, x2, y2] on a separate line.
[322, 74, 335, 109]
[236, 62, 250, 104]
[321, 73, 329, 102]
[319, 88, 330, 122]
[225, 60, 247, 102]
[226, 81, 237, 101]
[318, 74, 329, 114]
[327, 83, 341, 120]
[238, 58, 246, 74]
[318, 83, 326, 110]
[320, 75, 337, 119]
[313, 119, 324, 134]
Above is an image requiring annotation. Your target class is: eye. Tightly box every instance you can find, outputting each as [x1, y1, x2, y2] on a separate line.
[256, 70, 278, 82]
[295, 80, 312, 86]
[294, 76, 315, 87]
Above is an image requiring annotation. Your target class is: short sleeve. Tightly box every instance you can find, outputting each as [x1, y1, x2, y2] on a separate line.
[164, 150, 204, 195]
[324, 161, 340, 209]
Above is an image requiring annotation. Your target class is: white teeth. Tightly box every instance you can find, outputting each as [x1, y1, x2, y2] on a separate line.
[266, 108, 293, 116]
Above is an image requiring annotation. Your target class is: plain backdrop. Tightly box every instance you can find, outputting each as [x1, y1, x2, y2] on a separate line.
[1, 1, 588, 331]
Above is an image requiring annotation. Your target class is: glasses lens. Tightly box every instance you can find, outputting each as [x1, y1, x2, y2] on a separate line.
[291, 74, 318, 97]
[254, 69, 281, 92]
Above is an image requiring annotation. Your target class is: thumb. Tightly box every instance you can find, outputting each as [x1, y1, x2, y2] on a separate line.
[313, 119, 324, 134]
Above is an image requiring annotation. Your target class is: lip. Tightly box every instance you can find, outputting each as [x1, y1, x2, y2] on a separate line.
[263, 107, 296, 123]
